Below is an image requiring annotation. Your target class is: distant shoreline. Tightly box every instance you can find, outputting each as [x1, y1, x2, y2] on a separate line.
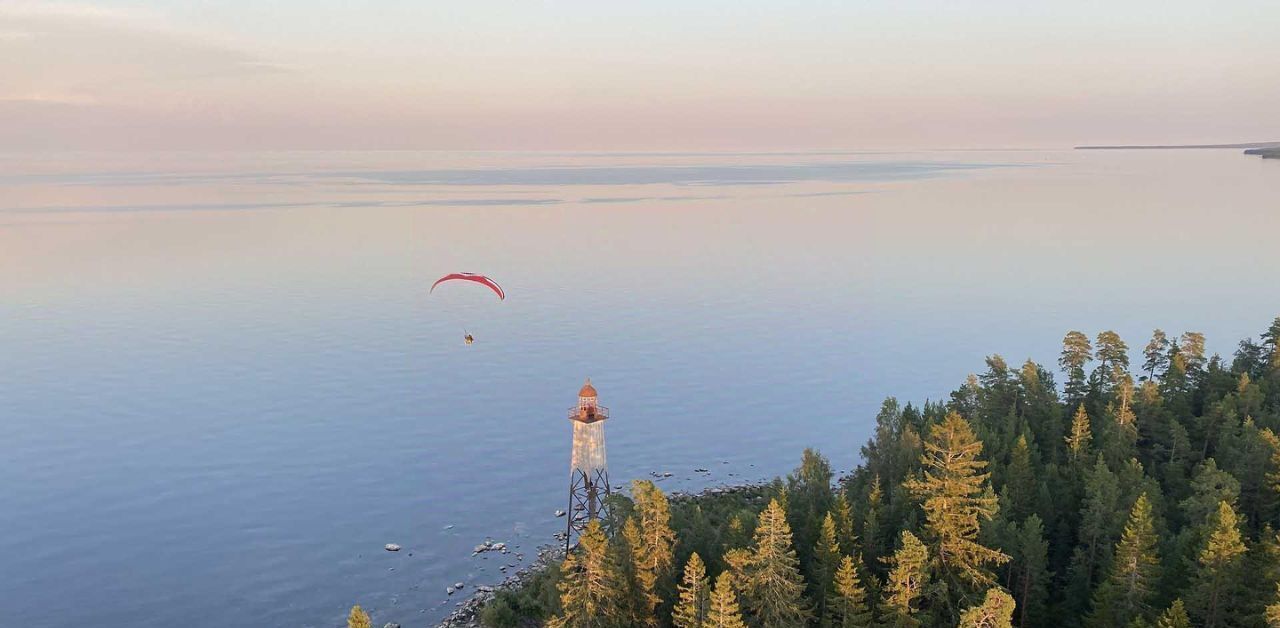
[1075, 141, 1280, 150]
[1244, 147, 1280, 159]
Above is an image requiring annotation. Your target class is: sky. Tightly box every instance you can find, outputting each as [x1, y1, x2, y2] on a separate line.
[2, 0, 1278, 151]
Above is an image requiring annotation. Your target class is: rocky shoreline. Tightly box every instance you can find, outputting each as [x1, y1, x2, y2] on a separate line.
[434, 480, 771, 628]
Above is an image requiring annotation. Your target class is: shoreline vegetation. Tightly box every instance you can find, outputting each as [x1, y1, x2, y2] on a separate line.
[376, 316, 1280, 628]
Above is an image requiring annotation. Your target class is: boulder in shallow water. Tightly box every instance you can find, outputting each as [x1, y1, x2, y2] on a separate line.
[384, 623, 400, 628]
[454, 581, 465, 589]
[554, 510, 565, 517]
[384, 543, 401, 552]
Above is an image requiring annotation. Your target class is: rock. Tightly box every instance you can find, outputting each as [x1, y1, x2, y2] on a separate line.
[446, 586, 455, 595]
[455, 582, 465, 589]
[385, 543, 401, 552]
[384, 623, 400, 628]
[554, 509, 566, 517]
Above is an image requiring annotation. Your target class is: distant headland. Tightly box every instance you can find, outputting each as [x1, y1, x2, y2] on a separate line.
[1075, 141, 1280, 160]
[1075, 141, 1280, 150]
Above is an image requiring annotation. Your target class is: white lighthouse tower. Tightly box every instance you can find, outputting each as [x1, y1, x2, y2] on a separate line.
[565, 378, 611, 551]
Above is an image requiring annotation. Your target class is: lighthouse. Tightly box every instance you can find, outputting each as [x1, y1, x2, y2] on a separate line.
[565, 377, 611, 551]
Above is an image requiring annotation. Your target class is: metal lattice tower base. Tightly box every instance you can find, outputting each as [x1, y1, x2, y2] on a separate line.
[566, 467, 611, 552]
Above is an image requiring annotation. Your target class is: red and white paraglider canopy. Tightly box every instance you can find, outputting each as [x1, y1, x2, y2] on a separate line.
[430, 273, 505, 300]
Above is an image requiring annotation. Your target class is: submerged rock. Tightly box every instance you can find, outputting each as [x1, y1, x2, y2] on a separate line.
[385, 543, 402, 552]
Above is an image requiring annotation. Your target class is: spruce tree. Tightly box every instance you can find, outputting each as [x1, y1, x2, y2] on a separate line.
[706, 572, 747, 628]
[831, 493, 857, 557]
[1066, 404, 1093, 462]
[629, 480, 677, 624]
[1191, 501, 1248, 628]
[1009, 515, 1050, 628]
[548, 521, 625, 628]
[958, 588, 1016, 628]
[862, 479, 885, 566]
[811, 513, 842, 623]
[347, 605, 371, 628]
[742, 498, 810, 627]
[1156, 599, 1191, 628]
[673, 552, 710, 628]
[1091, 493, 1161, 627]
[1004, 434, 1038, 522]
[827, 555, 873, 628]
[905, 411, 1009, 595]
[880, 530, 929, 628]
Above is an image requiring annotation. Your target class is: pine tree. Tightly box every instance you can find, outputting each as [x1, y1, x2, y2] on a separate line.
[673, 553, 710, 628]
[1143, 329, 1171, 380]
[1066, 404, 1093, 462]
[548, 521, 625, 628]
[958, 588, 1016, 628]
[1156, 599, 1191, 628]
[741, 498, 810, 627]
[1060, 331, 1094, 402]
[811, 513, 842, 623]
[1093, 330, 1131, 394]
[347, 605, 371, 628]
[905, 411, 1009, 594]
[827, 555, 873, 628]
[1179, 332, 1207, 372]
[880, 530, 929, 628]
[1091, 493, 1160, 627]
[1191, 501, 1248, 628]
[1263, 316, 1280, 370]
[628, 480, 677, 625]
[706, 572, 747, 628]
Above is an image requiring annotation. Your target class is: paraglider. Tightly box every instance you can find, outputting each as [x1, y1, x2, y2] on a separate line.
[430, 273, 504, 300]
[430, 273, 503, 345]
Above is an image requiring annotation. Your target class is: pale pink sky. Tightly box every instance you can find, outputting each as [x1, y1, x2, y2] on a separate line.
[2, 1, 1278, 150]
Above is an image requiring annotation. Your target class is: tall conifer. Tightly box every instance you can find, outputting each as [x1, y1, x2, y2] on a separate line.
[811, 513, 841, 623]
[1090, 493, 1160, 627]
[706, 572, 747, 628]
[548, 521, 625, 628]
[827, 555, 873, 628]
[1066, 404, 1093, 462]
[673, 552, 710, 628]
[880, 530, 929, 628]
[1192, 501, 1247, 628]
[958, 588, 1016, 628]
[347, 605, 371, 628]
[742, 498, 810, 627]
[905, 411, 1009, 595]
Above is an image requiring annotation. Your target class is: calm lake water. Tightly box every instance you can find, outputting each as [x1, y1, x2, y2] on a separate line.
[2, 149, 1278, 627]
